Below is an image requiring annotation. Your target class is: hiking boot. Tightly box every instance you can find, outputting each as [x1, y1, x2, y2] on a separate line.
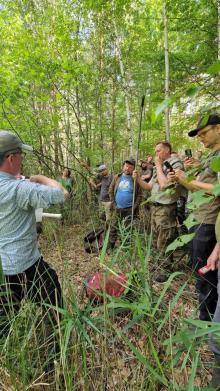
[199, 311, 213, 322]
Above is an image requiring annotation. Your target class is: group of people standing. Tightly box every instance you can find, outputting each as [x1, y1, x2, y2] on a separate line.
[1, 113, 220, 387]
[90, 114, 220, 388]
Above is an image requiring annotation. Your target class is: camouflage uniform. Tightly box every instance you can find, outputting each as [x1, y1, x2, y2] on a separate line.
[150, 156, 184, 258]
[151, 203, 178, 255]
[140, 166, 153, 234]
[189, 150, 220, 320]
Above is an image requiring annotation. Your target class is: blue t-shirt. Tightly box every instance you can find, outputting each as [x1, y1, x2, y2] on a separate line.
[115, 175, 134, 209]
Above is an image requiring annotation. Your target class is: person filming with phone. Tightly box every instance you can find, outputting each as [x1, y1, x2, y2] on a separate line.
[133, 141, 184, 281]
[168, 114, 220, 322]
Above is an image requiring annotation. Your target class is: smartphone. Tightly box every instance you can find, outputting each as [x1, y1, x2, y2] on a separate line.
[197, 266, 211, 276]
[164, 161, 174, 172]
[185, 149, 192, 158]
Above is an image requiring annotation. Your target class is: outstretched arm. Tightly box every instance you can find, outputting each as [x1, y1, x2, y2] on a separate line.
[30, 175, 70, 199]
[169, 170, 215, 192]
[132, 170, 152, 191]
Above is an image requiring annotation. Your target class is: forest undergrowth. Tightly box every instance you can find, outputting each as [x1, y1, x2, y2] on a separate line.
[0, 212, 218, 391]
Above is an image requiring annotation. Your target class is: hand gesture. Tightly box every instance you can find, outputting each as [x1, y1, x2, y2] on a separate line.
[184, 157, 200, 170]
[132, 170, 140, 180]
[155, 156, 163, 166]
[167, 171, 176, 183]
[172, 169, 185, 182]
[207, 245, 219, 271]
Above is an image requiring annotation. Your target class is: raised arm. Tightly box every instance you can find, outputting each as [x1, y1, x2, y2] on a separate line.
[155, 157, 170, 189]
[170, 169, 215, 192]
[30, 175, 70, 199]
[132, 170, 152, 191]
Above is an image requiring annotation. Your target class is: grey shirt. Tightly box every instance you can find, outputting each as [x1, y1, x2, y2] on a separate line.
[99, 175, 113, 202]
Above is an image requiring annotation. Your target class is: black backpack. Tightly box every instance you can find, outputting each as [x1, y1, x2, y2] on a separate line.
[84, 228, 105, 254]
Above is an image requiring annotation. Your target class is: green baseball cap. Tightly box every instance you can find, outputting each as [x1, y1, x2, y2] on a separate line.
[0, 131, 33, 155]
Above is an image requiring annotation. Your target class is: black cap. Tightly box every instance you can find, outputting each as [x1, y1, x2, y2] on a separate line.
[123, 158, 136, 167]
[188, 114, 220, 137]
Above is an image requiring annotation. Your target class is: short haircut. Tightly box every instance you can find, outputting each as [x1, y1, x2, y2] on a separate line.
[156, 141, 172, 154]
[0, 153, 6, 166]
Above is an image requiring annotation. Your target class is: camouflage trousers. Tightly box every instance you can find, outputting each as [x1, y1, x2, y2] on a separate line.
[140, 203, 151, 235]
[151, 203, 178, 257]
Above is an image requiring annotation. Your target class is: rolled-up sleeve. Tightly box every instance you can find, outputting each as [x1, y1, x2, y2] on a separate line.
[15, 180, 65, 210]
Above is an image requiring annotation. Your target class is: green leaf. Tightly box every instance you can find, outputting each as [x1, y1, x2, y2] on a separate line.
[155, 95, 177, 117]
[183, 214, 197, 230]
[212, 183, 220, 197]
[187, 190, 214, 211]
[210, 156, 220, 172]
[186, 86, 200, 98]
[186, 352, 199, 390]
[207, 60, 220, 74]
[166, 233, 195, 253]
[100, 227, 110, 264]
[152, 272, 183, 316]
[123, 336, 168, 386]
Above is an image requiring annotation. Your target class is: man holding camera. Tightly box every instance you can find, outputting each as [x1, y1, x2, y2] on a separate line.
[134, 142, 183, 275]
[170, 114, 220, 321]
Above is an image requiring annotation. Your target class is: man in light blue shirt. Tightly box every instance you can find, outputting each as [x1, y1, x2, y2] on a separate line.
[0, 131, 69, 336]
[115, 174, 134, 209]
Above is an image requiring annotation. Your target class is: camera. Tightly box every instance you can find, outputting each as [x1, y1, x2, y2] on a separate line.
[185, 149, 192, 158]
[164, 161, 174, 172]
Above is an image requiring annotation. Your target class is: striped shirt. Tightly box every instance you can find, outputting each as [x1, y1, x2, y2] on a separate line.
[0, 172, 65, 275]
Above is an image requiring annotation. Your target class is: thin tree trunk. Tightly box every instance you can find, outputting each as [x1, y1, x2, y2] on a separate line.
[163, 3, 170, 141]
[111, 79, 116, 166]
[114, 22, 133, 156]
[218, 0, 220, 59]
[98, 31, 104, 161]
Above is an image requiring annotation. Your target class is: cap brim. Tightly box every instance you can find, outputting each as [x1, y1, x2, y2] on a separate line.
[188, 129, 198, 137]
[21, 143, 33, 152]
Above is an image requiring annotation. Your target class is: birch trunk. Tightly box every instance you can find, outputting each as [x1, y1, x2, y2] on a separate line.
[114, 22, 133, 156]
[218, 0, 220, 59]
[163, 3, 170, 141]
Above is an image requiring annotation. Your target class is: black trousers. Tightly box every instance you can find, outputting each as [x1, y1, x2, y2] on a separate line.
[189, 224, 218, 320]
[0, 257, 62, 333]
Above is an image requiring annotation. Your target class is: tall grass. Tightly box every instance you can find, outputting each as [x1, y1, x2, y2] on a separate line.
[0, 223, 214, 390]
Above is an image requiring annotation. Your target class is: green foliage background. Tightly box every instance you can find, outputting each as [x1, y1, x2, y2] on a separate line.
[0, 0, 219, 174]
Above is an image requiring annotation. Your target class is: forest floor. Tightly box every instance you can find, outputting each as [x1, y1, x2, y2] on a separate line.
[38, 221, 213, 390]
[0, 221, 214, 390]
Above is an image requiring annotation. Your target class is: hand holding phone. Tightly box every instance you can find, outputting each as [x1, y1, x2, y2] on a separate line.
[164, 161, 174, 172]
[185, 149, 192, 158]
[197, 266, 211, 276]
